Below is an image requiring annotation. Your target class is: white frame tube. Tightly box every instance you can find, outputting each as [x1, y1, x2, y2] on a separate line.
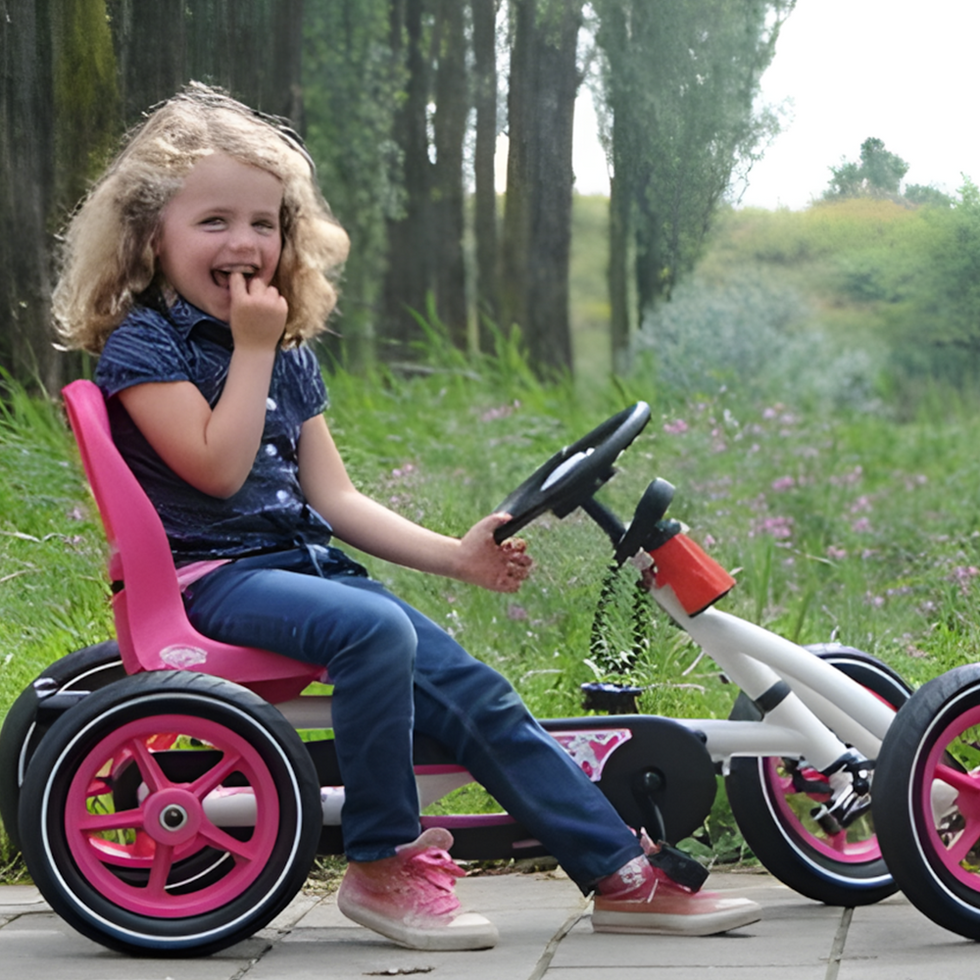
[653, 585, 896, 768]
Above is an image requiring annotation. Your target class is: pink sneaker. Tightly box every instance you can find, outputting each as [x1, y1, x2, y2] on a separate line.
[337, 828, 499, 950]
[592, 856, 762, 936]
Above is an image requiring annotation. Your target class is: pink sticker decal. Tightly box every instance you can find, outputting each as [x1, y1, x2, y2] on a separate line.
[552, 729, 633, 782]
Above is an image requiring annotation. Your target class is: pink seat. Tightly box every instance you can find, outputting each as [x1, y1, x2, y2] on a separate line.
[62, 379, 325, 703]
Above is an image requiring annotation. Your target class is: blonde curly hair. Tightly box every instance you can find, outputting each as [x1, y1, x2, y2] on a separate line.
[53, 83, 350, 353]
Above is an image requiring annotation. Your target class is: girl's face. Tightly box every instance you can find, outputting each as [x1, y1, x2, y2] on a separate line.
[155, 152, 284, 322]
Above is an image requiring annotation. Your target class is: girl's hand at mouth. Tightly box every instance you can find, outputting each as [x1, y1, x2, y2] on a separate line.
[227, 270, 288, 351]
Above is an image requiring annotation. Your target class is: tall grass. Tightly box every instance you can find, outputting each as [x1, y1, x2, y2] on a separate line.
[0, 375, 113, 692]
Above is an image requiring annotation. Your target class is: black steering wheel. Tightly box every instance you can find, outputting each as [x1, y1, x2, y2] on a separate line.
[493, 402, 651, 543]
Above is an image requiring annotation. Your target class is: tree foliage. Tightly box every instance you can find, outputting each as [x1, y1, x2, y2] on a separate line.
[592, 0, 794, 370]
[823, 137, 954, 212]
[901, 180, 980, 372]
[825, 137, 909, 200]
[302, 0, 405, 367]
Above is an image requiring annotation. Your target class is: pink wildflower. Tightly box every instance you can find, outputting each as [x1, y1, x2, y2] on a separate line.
[750, 515, 794, 540]
[951, 566, 980, 595]
[831, 466, 863, 487]
[850, 495, 872, 514]
[663, 419, 689, 435]
[480, 401, 519, 422]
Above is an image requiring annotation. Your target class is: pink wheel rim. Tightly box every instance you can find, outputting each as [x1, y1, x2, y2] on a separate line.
[761, 680, 900, 865]
[63, 714, 282, 917]
[764, 757, 883, 863]
[919, 703, 980, 890]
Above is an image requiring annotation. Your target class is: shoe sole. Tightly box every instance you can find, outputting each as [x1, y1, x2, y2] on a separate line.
[338, 895, 499, 951]
[592, 906, 762, 937]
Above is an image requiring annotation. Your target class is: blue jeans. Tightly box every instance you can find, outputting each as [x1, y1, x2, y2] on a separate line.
[183, 545, 642, 890]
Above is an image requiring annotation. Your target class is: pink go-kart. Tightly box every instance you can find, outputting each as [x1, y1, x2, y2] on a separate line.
[0, 380, 913, 956]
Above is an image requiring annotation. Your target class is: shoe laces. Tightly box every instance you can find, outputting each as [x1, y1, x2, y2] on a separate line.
[597, 856, 684, 904]
[344, 829, 468, 921]
[393, 842, 465, 918]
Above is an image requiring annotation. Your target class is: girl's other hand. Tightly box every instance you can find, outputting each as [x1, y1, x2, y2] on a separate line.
[228, 271, 288, 350]
[456, 513, 533, 593]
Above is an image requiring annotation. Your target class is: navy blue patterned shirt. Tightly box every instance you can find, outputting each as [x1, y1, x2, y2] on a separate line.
[96, 296, 336, 564]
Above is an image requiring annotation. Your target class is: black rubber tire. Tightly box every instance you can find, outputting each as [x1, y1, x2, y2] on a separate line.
[725, 644, 910, 906]
[874, 664, 980, 940]
[0, 641, 124, 851]
[18, 670, 322, 957]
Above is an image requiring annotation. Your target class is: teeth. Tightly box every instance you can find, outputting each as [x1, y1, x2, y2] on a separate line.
[213, 269, 256, 286]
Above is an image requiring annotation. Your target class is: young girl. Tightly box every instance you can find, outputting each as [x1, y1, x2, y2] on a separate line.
[53, 83, 761, 951]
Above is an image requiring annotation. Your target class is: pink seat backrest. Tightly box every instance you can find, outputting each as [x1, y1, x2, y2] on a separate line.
[62, 379, 324, 702]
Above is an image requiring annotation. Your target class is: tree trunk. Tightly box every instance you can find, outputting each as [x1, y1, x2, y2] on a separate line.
[430, 0, 469, 348]
[107, 0, 187, 123]
[502, 0, 582, 378]
[381, 0, 432, 359]
[471, 0, 499, 348]
[109, 0, 303, 121]
[0, 0, 306, 390]
[1, 0, 67, 393]
[634, 171, 663, 318]
[608, 174, 630, 375]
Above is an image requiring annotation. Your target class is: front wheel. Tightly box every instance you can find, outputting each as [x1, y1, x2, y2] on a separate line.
[725, 645, 910, 906]
[874, 664, 980, 939]
[18, 670, 322, 957]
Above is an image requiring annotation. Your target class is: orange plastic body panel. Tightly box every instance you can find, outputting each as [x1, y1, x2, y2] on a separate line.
[649, 533, 735, 616]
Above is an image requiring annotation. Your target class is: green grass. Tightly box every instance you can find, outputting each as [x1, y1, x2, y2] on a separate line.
[0, 379, 114, 692]
[5, 314, 980, 876]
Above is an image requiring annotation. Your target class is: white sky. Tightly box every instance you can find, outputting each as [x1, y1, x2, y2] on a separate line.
[571, 0, 980, 210]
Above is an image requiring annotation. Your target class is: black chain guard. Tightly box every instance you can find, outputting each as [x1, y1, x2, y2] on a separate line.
[541, 714, 717, 843]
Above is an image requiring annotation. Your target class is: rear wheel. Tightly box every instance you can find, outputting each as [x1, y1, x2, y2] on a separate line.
[725, 644, 910, 906]
[0, 641, 124, 851]
[19, 670, 321, 956]
[874, 664, 980, 939]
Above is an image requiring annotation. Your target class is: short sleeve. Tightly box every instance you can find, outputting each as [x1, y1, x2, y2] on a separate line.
[95, 308, 192, 398]
[288, 345, 328, 421]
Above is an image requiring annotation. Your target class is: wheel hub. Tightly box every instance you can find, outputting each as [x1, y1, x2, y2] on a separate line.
[143, 788, 203, 846]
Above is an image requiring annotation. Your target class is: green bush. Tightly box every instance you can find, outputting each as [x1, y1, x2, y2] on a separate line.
[632, 271, 883, 413]
[702, 194, 980, 405]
